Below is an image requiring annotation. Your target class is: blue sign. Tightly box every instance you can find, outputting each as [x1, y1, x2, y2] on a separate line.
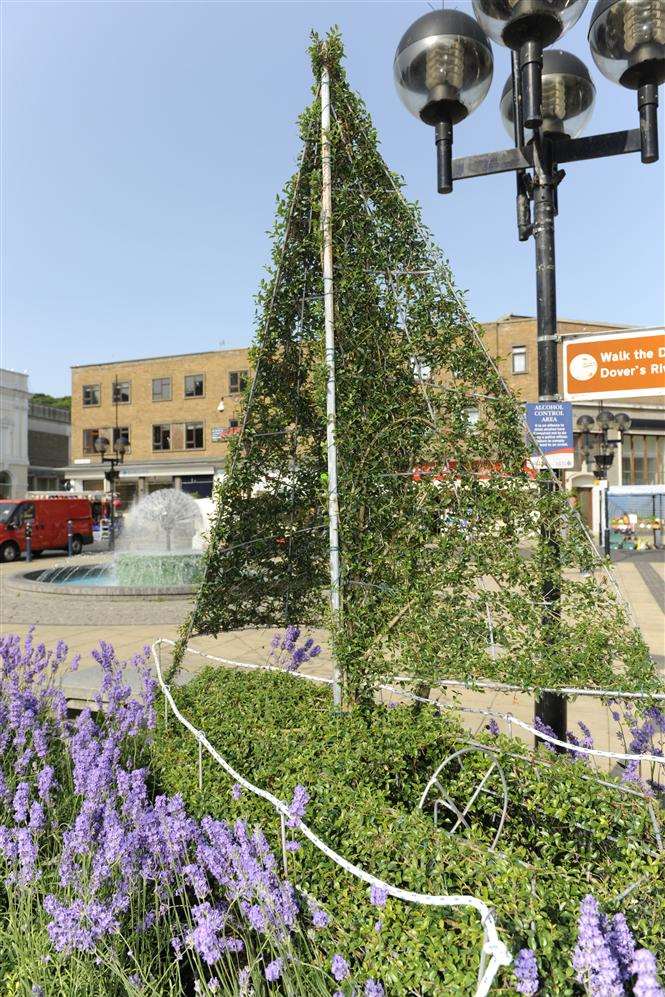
[526, 401, 574, 470]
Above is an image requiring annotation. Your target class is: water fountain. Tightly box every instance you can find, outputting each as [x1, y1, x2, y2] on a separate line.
[15, 489, 205, 596]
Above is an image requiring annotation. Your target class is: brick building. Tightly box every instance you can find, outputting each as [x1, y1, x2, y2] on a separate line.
[63, 349, 250, 503]
[62, 320, 663, 509]
[482, 315, 665, 490]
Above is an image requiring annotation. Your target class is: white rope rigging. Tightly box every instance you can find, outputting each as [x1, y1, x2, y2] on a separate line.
[151, 639, 512, 996]
[156, 640, 665, 766]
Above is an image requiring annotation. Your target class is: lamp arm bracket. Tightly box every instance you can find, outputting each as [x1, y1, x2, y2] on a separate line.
[452, 128, 641, 182]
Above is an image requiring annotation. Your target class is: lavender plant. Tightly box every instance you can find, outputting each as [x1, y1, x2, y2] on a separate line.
[0, 631, 356, 996]
[573, 894, 663, 997]
[611, 702, 665, 795]
[533, 716, 596, 762]
[268, 626, 321, 673]
[513, 948, 539, 995]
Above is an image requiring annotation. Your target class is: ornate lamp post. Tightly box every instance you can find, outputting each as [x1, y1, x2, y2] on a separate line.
[393, 1, 664, 742]
[94, 435, 126, 551]
[577, 410, 632, 554]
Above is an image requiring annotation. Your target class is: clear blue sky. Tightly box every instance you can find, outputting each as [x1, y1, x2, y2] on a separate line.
[2, 1, 663, 396]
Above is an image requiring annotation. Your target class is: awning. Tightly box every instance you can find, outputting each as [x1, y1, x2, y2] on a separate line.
[59, 461, 220, 480]
[117, 464, 216, 479]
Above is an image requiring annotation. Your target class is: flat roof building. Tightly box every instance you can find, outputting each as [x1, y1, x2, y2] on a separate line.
[62, 319, 663, 514]
[63, 348, 251, 504]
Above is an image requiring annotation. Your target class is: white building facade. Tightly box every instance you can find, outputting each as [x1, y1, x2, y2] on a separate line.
[0, 369, 30, 498]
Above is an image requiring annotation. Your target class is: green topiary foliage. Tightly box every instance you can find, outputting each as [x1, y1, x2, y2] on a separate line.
[178, 30, 660, 699]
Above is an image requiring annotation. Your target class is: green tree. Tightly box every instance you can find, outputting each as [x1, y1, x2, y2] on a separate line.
[177, 31, 658, 701]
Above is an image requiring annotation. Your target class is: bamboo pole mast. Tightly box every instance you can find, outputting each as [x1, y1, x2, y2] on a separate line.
[320, 63, 342, 707]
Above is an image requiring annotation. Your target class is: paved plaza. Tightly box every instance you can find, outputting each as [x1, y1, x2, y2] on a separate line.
[1, 547, 663, 770]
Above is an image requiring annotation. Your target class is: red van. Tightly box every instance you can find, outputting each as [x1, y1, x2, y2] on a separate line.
[0, 497, 94, 562]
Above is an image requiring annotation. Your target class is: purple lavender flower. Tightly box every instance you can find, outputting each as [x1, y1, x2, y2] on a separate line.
[43, 895, 121, 953]
[283, 626, 300, 652]
[606, 914, 636, 982]
[183, 863, 210, 900]
[223, 937, 244, 953]
[238, 968, 251, 991]
[534, 717, 557, 753]
[374, 920, 383, 933]
[311, 906, 329, 929]
[370, 885, 388, 907]
[265, 958, 283, 982]
[513, 948, 539, 995]
[28, 802, 45, 831]
[633, 949, 665, 997]
[287, 785, 309, 828]
[268, 628, 321, 671]
[16, 827, 39, 885]
[187, 902, 225, 965]
[573, 895, 624, 997]
[332, 954, 350, 982]
[365, 982, 385, 997]
[37, 765, 56, 804]
[231, 783, 243, 800]
[486, 718, 500, 736]
[578, 721, 594, 750]
[12, 782, 30, 824]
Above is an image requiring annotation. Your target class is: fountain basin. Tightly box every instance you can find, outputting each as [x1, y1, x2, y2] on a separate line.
[115, 552, 203, 587]
[7, 563, 199, 598]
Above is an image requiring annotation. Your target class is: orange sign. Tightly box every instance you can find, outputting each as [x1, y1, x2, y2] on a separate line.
[563, 329, 665, 401]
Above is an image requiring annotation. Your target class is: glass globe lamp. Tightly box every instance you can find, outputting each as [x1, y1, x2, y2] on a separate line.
[472, 0, 589, 49]
[394, 10, 494, 125]
[394, 10, 493, 192]
[500, 49, 596, 137]
[589, 0, 665, 86]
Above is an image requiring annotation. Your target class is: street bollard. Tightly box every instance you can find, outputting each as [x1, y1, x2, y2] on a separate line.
[25, 522, 32, 563]
[67, 519, 73, 557]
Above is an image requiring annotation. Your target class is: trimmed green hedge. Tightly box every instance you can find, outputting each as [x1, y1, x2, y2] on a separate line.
[150, 669, 664, 995]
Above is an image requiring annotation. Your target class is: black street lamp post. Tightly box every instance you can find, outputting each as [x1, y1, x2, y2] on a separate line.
[577, 410, 632, 554]
[393, 0, 664, 742]
[94, 435, 126, 551]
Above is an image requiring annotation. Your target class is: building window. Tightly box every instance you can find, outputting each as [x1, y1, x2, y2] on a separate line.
[0, 471, 12, 499]
[229, 370, 248, 394]
[113, 426, 130, 451]
[83, 384, 101, 406]
[185, 422, 204, 450]
[83, 428, 100, 454]
[621, 435, 664, 485]
[152, 377, 172, 402]
[153, 424, 171, 451]
[112, 381, 131, 404]
[511, 346, 527, 374]
[185, 374, 205, 398]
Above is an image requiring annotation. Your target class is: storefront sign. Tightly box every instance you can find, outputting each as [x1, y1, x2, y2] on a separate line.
[526, 401, 574, 470]
[211, 426, 240, 441]
[563, 329, 665, 400]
